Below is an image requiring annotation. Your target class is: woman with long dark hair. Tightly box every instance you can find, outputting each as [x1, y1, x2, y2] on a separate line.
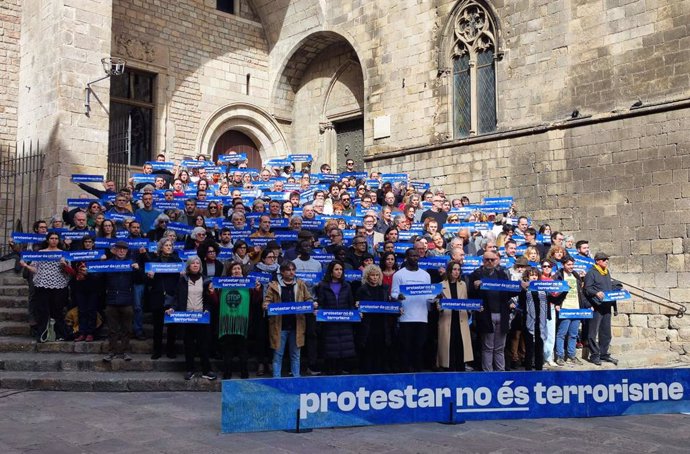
[379, 251, 398, 292]
[436, 260, 473, 371]
[314, 260, 356, 375]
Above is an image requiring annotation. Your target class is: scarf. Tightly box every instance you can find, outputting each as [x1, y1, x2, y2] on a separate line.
[219, 287, 250, 338]
[255, 261, 279, 274]
[594, 264, 609, 276]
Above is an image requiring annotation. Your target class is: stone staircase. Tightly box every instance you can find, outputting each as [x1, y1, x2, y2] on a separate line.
[0, 271, 221, 391]
[0, 270, 683, 391]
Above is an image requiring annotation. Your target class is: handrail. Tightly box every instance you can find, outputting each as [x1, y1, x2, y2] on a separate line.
[617, 279, 686, 318]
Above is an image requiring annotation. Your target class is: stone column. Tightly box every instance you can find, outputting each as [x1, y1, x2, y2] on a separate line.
[17, 0, 113, 217]
[319, 120, 336, 169]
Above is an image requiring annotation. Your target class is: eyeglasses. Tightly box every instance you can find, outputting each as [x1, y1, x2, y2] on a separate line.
[207, 250, 217, 254]
[323, 168, 331, 171]
[542, 264, 552, 268]
[483, 258, 498, 262]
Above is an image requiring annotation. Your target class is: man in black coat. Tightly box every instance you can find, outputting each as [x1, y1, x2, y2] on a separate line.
[583, 252, 618, 366]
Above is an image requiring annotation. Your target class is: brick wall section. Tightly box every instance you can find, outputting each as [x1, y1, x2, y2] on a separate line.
[113, 0, 270, 158]
[0, 0, 20, 150]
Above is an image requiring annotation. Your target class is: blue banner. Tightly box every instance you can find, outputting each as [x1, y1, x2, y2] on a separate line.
[463, 256, 483, 268]
[86, 260, 134, 272]
[559, 308, 594, 319]
[212, 277, 254, 288]
[480, 279, 522, 292]
[295, 271, 323, 284]
[218, 153, 247, 163]
[380, 173, 408, 183]
[145, 262, 185, 274]
[164, 311, 210, 324]
[104, 212, 135, 222]
[71, 174, 104, 183]
[167, 222, 193, 234]
[273, 231, 298, 242]
[440, 299, 483, 310]
[11, 232, 45, 244]
[400, 283, 443, 296]
[265, 158, 292, 167]
[344, 270, 363, 282]
[269, 218, 290, 228]
[61, 230, 94, 240]
[288, 154, 313, 162]
[94, 239, 115, 248]
[132, 173, 156, 184]
[21, 251, 64, 262]
[316, 310, 361, 322]
[65, 250, 102, 261]
[248, 271, 273, 285]
[67, 198, 99, 208]
[603, 290, 632, 301]
[267, 302, 314, 316]
[483, 196, 514, 204]
[301, 219, 325, 230]
[147, 161, 176, 171]
[358, 301, 401, 314]
[155, 200, 185, 210]
[418, 257, 448, 270]
[529, 280, 571, 292]
[221, 368, 690, 433]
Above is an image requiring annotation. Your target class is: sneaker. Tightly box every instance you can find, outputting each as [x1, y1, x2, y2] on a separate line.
[601, 356, 618, 366]
[201, 371, 217, 381]
[545, 360, 558, 367]
[184, 371, 195, 381]
[150, 352, 162, 360]
[103, 353, 115, 363]
[74, 335, 86, 342]
[590, 357, 602, 366]
[555, 358, 566, 366]
[256, 364, 265, 376]
[306, 368, 322, 376]
[122, 353, 132, 362]
[85, 335, 94, 342]
[569, 356, 583, 365]
[576, 341, 583, 349]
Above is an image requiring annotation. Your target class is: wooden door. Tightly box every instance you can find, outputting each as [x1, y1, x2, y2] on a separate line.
[213, 130, 262, 168]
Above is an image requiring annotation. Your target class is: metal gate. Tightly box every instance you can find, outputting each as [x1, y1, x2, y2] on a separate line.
[0, 141, 45, 258]
[108, 117, 131, 190]
[334, 118, 364, 172]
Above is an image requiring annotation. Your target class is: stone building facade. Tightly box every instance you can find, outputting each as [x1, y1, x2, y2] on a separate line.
[2, 0, 690, 359]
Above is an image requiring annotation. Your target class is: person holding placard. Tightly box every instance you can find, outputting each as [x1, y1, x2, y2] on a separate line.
[552, 256, 586, 366]
[263, 261, 315, 378]
[520, 267, 547, 371]
[436, 260, 473, 372]
[314, 261, 356, 375]
[19, 232, 71, 342]
[166, 256, 217, 381]
[145, 238, 183, 360]
[584, 252, 619, 366]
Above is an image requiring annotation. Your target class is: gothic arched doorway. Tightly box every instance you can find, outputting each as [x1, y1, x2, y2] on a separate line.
[213, 130, 262, 168]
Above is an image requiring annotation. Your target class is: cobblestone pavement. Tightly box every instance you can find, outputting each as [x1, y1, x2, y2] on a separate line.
[0, 389, 689, 453]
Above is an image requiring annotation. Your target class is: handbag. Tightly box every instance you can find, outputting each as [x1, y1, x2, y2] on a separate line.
[40, 318, 56, 343]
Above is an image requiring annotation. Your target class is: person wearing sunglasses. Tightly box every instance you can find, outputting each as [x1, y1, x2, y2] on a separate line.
[468, 251, 518, 372]
[539, 260, 558, 367]
[583, 252, 619, 366]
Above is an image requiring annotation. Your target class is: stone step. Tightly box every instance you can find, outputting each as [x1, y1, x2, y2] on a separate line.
[0, 370, 222, 392]
[0, 321, 30, 336]
[0, 307, 28, 322]
[0, 273, 28, 286]
[0, 285, 29, 297]
[616, 350, 681, 368]
[0, 295, 27, 308]
[607, 337, 652, 355]
[0, 336, 171, 354]
[0, 352, 221, 373]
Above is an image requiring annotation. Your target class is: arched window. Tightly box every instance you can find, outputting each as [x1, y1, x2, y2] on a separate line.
[451, 1, 498, 138]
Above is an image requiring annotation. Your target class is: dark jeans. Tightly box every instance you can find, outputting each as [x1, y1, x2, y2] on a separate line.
[184, 324, 212, 373]
[588, 308, 612, 360]
[221, 334, 248, 376]
[34, 286, 69, 340]
[152, 307, 177, 355]
[304, 314, 319, 370]
[105, 305, 133, 354]
[524, 330, 544, 371]
[75, 290, 99, 336]
[399, 322, 427, 372]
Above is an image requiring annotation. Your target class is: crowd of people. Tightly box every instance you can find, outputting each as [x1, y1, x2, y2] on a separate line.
[10, 152, 623, 381]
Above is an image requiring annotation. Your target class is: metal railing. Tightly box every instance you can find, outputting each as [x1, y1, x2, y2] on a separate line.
[0, 141, 45, 258]
[618, 279, 687, 318]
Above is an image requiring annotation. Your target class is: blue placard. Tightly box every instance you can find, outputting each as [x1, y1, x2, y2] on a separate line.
[344, 270, 363, 282]
[212, 277, 254, 288]
[483, 196, 514, 204]
[267, 302, 314, 316]
[480, 279, 522, 292]
[180, 160, 208, 168]
[380, 173, 408, 183]
[65, 250, 102, 261]
[147, 161, 176, 171]
[248, 271, 273, 285]
[358, 301, 401, 314]
[11, 232, 46, 244]
[125, 238, 149, 249]
[440, 299, 483, 310]
[132, 173, 156, 184]
[462, 264, 479, 274]
[400, 283, 443, 296]
[300, 219, 325, 230]
[559, 308, 594, 319]
[529, 280, 571, 292]
[273, 231, 298, 242]
[145, 262, 185, 274]
[221, 368, 690, 433]
[164, 311, 210, 324]
[288, 154, 313, 163]
[268, 218, 290, 229]
[218, 153, 248, 163]
[603, 290, 632, 301]
[71, 174, 104, 183]
[21, 251, 65, 262]
[398, 229, 424, 241]
[104, 212, 135, 222]
[418, 257, 448, 270]
[60, 230, 94, 241]
[94, 239, 115, 248]
[86, 260, 134, 273]
[409, 181, 430, 191]
[316, 309, 361, 322]
[295, 271, 324, 284]
[67, 198, 99, 208]
[463, 256, 482, 268]
[155, 200, 185, 210]
[167, 222, 193, 234]
[311, 253, 334, 264]
[265, 158, 292, 168]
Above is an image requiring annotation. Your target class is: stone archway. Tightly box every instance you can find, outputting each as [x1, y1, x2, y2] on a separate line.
[197, 103, 289, 164]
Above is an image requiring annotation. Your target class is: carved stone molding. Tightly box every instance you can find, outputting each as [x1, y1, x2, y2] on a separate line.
[319, 120, 334, 134]
[115, 35, 156, 63]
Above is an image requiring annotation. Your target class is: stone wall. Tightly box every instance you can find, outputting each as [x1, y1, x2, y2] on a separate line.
[0, 0, 20, 150]
[112, 0, 270, 159]
[367, 104, 690, 359]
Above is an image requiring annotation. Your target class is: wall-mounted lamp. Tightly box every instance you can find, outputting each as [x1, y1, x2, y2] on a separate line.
[84, 57, 126, 116]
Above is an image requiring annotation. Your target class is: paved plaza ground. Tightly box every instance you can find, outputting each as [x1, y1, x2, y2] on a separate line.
[0, 389, 688, 453]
